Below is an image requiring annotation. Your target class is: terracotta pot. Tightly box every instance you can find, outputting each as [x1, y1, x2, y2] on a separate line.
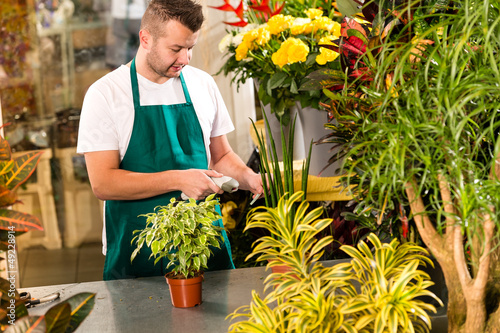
[267, 260, 299, 280]
[165, 273, 204, 308]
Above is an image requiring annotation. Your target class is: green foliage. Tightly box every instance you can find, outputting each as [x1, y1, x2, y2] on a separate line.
[0, 134, 43, 239]
[131, 194, 224, 278]
[216, 2, 342, 123]
[228, 233, 441, 332]
[0, 130, 96, 332]
[333, 0, 500, 244]
[245, 191, 333, 278]
[311, 0, 500, 330]
[251, 111, 311, 210]
[1, 292, 96, 333]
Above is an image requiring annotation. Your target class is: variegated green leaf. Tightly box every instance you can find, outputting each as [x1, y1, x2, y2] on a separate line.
[0, 209, 43, 232]
[0, 137, 12, 161]
[5, 315, 46, 333]
[5, 151, 43, 190]
[45, 302, 71, 333]
[0, 184, 17, 207]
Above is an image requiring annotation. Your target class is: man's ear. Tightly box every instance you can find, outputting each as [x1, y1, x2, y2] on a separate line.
[139, 29, 152, 50]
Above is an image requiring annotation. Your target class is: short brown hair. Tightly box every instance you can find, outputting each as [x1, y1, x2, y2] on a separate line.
[141, 0, 204, 37]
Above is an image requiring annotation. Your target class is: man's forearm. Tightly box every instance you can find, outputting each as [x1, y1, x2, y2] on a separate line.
[89, 169, 185, 201]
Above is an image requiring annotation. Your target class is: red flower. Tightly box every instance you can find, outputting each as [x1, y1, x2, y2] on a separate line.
[209, 0, 285, 27]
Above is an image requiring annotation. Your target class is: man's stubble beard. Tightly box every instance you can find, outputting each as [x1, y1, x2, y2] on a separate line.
[146, 47, 180, 79]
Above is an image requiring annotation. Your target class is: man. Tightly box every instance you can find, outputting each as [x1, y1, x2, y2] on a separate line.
[77, 0, 263, 280]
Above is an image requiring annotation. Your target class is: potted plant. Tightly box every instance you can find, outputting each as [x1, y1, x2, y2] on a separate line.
[310, 0, 500, 331]
[131, 194, 225, 308]
[0, 130, 96, 331]
[228, 232, 442, 332]
[211, 0, 341, 123]
[211, 1, 345, 176]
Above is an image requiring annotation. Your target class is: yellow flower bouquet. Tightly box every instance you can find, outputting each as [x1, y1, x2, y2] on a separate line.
[216, 6, 342, 123]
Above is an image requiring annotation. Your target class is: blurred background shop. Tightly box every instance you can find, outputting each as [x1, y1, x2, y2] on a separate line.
[0, 0, 256, 288]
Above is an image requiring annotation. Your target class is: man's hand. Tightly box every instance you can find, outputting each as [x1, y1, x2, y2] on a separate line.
[178, 169, 224, 200]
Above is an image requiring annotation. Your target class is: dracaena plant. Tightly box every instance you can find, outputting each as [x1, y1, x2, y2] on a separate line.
[244, 191, 333, 279]
[131, 194, 224, 279]
[309, 0, 500, 331]
[228, 233, 442, 333]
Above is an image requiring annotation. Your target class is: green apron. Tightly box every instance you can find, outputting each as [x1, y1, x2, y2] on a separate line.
[103, 59, 234, 280]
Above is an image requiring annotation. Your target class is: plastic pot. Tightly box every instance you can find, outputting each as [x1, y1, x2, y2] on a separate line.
[165, 273, 204, 308]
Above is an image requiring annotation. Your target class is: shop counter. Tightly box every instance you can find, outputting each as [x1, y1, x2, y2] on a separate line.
[23, 260, 447, 332]
[24, 265, 269, 332]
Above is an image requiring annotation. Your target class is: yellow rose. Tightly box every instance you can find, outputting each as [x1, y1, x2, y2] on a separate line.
[235, 42, 249, 61]
[315, 47, 339, 65]
[255, 27, 271, 46]
[286, 39, 309, 64]
[272, 48, 288, 68]
[313, 17, 336, 33]
[291, 18, 311, 35]
[329, 21, 342, 36]
[243, 29, 258, 44]
[267, 14, 294, 35]
[319, 35, 336, 46]
[316, 53, 327, 65]
[306, 8, 323, 20]
[303, 22, 314, 35]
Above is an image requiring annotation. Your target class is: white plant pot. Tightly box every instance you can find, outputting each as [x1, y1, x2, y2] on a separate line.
[258, 100, 341, 177]
[294, 103, 342, 177]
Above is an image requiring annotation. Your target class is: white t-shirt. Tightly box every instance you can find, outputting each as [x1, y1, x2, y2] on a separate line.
[77, 64, 235, 164]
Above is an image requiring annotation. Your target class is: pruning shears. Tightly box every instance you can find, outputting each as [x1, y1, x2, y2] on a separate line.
[19, 291, 60, 308]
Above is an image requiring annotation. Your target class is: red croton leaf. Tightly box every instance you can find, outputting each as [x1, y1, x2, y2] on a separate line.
[343, 36, 367, 55]
[350, 68, 373, 81]
[341, 17, 369, 38]
[328, 84, 345, 91]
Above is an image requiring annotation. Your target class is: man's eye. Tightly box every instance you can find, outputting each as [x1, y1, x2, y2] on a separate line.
[172, 49, 181, 53]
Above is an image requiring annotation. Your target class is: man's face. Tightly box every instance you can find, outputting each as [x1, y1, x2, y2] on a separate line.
[146, 20, 199, 79]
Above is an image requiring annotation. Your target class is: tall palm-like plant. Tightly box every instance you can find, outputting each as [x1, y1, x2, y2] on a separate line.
[314, 0, 500, 331]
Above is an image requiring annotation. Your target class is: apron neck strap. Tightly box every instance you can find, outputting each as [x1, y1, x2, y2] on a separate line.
[179, 71, 192, 104]
[130, 58, 192, 107]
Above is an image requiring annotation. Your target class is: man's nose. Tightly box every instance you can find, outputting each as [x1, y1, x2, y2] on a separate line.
[178, 48, 191, 65]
